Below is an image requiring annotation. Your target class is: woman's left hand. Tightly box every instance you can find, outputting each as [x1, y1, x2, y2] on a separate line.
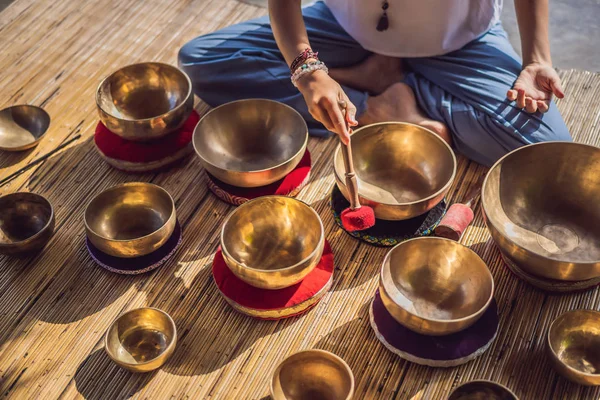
[507, 62, 565, 113]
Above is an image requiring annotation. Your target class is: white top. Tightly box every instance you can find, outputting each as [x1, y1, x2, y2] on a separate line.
[324, 0, 503, 57]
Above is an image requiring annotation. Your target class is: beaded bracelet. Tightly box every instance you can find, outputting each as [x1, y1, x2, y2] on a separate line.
[290, 48, 319, 73]
[291, 61, 329, 87]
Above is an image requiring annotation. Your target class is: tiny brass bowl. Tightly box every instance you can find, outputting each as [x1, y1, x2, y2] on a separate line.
[334, 122, 456, 220]
[482, 142, 600, 281]
[0, 105, 50, 151]
[193, 99, 308, 188]
[379, 237, 494, 335]
[221, 196, 324, 290]
[96, 62, 193, 141]
[448, 380, 519, 400]
[547, 309, 600, 386]
[84, 182, 176, 258]
[0, 192, 55, 256]
[105, 307, 177, 373]
[271, 349, 355, 400]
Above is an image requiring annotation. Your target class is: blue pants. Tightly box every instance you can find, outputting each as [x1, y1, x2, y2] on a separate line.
[179, 2, 571, 166]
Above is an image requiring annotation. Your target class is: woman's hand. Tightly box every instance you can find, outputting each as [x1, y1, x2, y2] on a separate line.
[507, 62, 565, 113]
[296, 70, 358, 144]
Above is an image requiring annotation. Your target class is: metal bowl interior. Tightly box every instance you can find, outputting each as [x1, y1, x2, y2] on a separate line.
[334, 122, 456, 220]
[482, 142, 600, 280]
[193, 99, 308, 187]
[0, 105, 50, 151]
[448, 380, 518, 400]
[380, 237, 494, 335]
[105, 307, 176, 372]
[548, 310, 600, 385]
[271, 350, 354, 400]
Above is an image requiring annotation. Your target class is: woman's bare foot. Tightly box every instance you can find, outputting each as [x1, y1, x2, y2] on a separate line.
[330, 54, 403, 95]
[358, 82, 452, 144]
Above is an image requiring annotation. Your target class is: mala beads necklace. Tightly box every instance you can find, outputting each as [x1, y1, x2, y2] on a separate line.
[376, 0, 389, 31]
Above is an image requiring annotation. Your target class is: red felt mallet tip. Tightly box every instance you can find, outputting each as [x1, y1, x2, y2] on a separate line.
[434, 203, 474, 241]
[341, 205, 376, 232]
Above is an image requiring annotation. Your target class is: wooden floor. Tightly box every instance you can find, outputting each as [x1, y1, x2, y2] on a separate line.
[0, 0, 599, 399]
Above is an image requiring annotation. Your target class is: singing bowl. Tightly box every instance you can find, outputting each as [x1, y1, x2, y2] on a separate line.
[220, 196, 324, 290]
[271, 350, 354, 400]
[379, 237, 494, 335]
[193, 99, 308, 188]
[448, 380, 518, 400]
[334, 122, 456, 220]
[0, 105, 50, 151]
[482, 142, 600, 281]
[96, 62, 193, 141]
[0, 192, 55, 256]
[105, 307, 177, 373]
[84, 183, 176, 258]
[547, 309, 600, 386]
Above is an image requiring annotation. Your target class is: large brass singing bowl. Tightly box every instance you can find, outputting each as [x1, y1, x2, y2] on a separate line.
[193, 99, 308, 188]
[271, 349, 355, 400]
[96, 62, 193, 141]
[84, 183, 176, 258]
[547, 309, 600, 386]
[220, 196, 324, 290]
[379, 237, 494, 336]
[105, 307, 177, 373]
[482, 142, 600, 281]
[448, 380, 519, 400]
[334, 122, 456, 220]
[0, 105, 50, 151]
[0, 192, 55, 256]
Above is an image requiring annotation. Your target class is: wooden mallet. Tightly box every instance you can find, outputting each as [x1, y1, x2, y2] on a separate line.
[434, 176, 484, 241]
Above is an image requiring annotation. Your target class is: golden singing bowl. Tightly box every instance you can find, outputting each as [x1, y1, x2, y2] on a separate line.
[84, 182, 176, 258]
[0, 105, 50, 151]
[482, 142, 600, 281]
[271, 349, 355, 400]
[379, 237, 494, 335]
[334, 122, 456, 220]
[193, 99, 308, 188]
[0, 192, 55, 256]
[547, 309, 600, 386]
[105, 307, 177, 373]
[96, 62, 193, 141]
[220, 196, 324, 290]
[448, 380, 519, 400]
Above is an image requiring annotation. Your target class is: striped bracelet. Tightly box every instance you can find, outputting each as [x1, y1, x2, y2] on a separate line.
[291, 61, 329, 88]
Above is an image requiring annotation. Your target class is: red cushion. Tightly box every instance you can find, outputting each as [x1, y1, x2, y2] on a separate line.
[94, 111, 200, 163]
[212, 240, 333, 310]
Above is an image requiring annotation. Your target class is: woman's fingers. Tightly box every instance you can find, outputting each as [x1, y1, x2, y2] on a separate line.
[322, 97, 350, 144]
[506, 89, 518, 101]
[342, 95, 358, 127]
[516, 89, 527, 108]
[549, 77, 565, 98]
[537, 100, 549, 113]
[525, 98, 537, 113]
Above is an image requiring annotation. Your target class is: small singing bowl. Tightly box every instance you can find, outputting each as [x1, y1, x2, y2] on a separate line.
[84, 182, 176, 258]
[193, 99, 308, 188]
[0, 192, 55, 256]
[482, 142, 600, 281]
[547, 309, 600, 386]
[96, 62, 193, 141]
[379, 237, 494, 335]
[105, 307, 177, 373]
[334, 122, 456, 220]
[271, 350, 355, 400]
[220, 196, 324, 290]
[448, 380, 519, 400]
[0, 105, 50, 151]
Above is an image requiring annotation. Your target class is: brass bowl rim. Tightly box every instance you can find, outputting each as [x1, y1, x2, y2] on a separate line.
[0, 105, 51, 150]
[192, 98, 309, 173]
[270, 349, 355, 400]
[104, 307, 177, 368]
[83, 182, 176, 243]
[0, 192, 54, 247]
[220, 195, 324, 272]
[449, 379, 519, 399]
[547, 309, 600, 378]
[380, 236, 495, 324]
[95, 62, 192, 123]
[482, 141, 600, 265]
[333, 121, 457, 206]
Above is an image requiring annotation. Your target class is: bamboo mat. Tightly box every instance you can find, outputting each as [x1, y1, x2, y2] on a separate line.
[0, 0, 599, 398]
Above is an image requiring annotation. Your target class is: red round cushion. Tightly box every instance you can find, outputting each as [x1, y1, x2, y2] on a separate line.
[94, 111, 200, 163]
[212, 240, 333, 311]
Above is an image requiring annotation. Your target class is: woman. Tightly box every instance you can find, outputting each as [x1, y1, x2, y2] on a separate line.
[179, 0, 571, 166]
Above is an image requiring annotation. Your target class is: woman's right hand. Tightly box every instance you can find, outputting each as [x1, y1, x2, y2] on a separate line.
[296, 70, 358, 144]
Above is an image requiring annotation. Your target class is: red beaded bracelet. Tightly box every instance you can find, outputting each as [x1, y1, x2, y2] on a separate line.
[290, 48, 319, 73]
